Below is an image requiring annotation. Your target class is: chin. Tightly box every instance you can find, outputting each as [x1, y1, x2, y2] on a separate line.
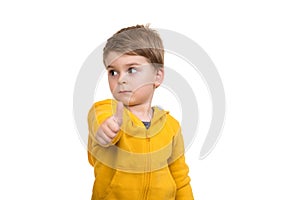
[114, 94, 149, 107]
[114, 97, 133, 106]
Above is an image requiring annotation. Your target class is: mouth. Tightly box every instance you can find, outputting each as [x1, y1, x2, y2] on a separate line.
[118, 90, 131, 94]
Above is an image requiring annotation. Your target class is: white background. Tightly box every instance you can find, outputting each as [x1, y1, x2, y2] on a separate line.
[1, 0, 299, 199]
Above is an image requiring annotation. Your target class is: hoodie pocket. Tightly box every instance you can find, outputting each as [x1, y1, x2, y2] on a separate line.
[103, 171, 119, 200]
[150, 167, 177, 199]
[104, 170, 144, 199]
[92, 164, 118, 200]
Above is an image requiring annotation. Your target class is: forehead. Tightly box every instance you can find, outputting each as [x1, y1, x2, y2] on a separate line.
[105, 52, 149, 68]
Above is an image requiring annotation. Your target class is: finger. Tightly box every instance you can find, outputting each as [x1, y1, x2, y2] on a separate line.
[96, 130, 112, 144]
[102, 123, 118, 138]
[113, 101, 124, 126]
[96, 136, 108, 146]
[107, 119, 120, 133]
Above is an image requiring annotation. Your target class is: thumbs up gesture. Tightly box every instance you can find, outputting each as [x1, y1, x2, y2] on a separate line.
[96, 101, 124, 147]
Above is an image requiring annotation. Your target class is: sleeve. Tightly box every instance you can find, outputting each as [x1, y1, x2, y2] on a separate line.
[169, 155, 194, 200]
[168, 128, 194, 199]
[87, 99, 122, 166]
[87, 102, 110, 166]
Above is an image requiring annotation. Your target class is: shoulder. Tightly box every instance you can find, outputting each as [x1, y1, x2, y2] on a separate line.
[89, 99, 115, 111]
[91, 99, 115, 108]
[154, 105, 181, 132]
[165, 110, 179, 124]
[166, 112, 181, 131]
[88, 99, 116, 118]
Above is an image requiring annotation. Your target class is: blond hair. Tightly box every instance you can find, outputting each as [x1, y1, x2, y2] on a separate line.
[103, 24, 164, 68]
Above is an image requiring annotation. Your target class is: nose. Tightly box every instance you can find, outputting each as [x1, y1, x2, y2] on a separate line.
[118, 72, 127, 85]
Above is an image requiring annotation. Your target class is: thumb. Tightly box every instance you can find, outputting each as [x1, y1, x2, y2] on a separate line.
[113, 101, 124, 126]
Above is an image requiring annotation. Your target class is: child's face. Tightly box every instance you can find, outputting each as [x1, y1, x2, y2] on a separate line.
[105, 52, 164, 106]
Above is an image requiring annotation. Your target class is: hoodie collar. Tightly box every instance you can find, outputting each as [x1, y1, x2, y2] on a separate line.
[111, 99, 169, 138]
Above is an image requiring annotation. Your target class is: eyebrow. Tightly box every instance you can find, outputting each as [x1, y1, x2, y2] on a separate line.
[107, 62, 141, 69]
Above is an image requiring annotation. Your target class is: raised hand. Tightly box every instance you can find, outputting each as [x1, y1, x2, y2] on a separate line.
[96, 101, 124, 147]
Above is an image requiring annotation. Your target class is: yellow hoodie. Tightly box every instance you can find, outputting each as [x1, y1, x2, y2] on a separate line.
[88, 99, 194, 200]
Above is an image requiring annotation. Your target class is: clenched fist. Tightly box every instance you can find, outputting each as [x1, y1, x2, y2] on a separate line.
[96, 101, 124, 147]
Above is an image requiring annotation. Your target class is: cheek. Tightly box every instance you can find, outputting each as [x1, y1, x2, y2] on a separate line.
[132, 81, 152, 91]
[108, 78, 117, 92]
[132, 75, 155, 89]
[132, 84, 154, 98]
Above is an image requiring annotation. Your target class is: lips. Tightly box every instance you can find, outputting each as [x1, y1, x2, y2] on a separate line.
[119, 90, 131, 93]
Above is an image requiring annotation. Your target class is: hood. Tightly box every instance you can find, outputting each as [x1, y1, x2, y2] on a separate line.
[108, 99, 169, 138]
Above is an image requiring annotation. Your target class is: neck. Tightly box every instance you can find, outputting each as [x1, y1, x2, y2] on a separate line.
[127, 103, 153, 122]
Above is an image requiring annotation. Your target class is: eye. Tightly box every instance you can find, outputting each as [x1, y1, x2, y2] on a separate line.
[128, 67, 137, 74]
[108, 70, 118, 76]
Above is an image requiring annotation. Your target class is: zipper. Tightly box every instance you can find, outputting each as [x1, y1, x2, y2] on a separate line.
[142, 129, 151, 199]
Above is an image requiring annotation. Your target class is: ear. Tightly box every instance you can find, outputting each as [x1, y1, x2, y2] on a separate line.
[154, 67, 164, 88]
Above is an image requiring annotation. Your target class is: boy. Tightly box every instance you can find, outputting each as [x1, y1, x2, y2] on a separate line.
[87, 24, 194, 200]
